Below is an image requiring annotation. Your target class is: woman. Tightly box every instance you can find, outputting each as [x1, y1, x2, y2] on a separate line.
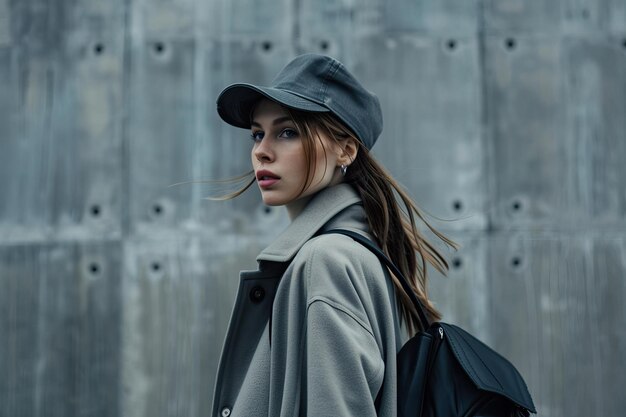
[211, 53, 458, 417]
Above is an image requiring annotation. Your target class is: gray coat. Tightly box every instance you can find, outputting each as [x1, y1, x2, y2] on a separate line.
[212, 183, 406, 417]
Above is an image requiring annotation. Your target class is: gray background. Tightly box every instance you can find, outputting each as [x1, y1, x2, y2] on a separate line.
[1, 0, 625, 416]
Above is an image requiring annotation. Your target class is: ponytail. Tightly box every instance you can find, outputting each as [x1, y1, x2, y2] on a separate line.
[311, 113, 460, 334]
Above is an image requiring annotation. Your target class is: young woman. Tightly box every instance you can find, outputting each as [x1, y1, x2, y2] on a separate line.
[211, 53, 458, 417]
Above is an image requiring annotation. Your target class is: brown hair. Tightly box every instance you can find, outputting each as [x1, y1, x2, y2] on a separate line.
[205, 107, 460, 334]
[289, 110, 460, 333]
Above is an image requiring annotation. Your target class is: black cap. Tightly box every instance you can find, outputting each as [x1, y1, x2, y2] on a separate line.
[216, 53, 383, 150]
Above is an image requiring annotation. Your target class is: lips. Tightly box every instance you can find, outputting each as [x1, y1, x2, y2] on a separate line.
[256, 170, 281, 188]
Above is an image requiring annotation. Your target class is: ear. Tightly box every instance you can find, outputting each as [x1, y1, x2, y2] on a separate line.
[338, 137, 359, 166]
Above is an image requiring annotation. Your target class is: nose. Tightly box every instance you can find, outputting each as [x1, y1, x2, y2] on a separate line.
[253, 138, 274, 163]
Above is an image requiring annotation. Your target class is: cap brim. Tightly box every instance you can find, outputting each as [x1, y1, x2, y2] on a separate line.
[216, 83, 330, 129]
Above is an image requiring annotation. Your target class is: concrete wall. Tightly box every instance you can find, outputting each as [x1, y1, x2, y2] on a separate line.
[1, 1, 625, 416]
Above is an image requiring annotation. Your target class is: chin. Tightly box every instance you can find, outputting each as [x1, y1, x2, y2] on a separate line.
[262, 199, 285, 206]
[260, 192, 289, 207]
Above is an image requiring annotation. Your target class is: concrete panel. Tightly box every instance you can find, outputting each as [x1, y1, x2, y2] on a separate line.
[48, 22, 125, 241]
[563, 35, 626, 220]
[349, 35, 485, 232]
[485, 34, 626, 229]
[484, 35, 570, 228]
[483, 0, 626, 34]
[0, 241, 122, 417]
[488, 234, 626, 417]
[128, 36, 198, 235]
[0, 48, 55, 241]
[120, 236, 261, 417]
[0, 7, 124, 242]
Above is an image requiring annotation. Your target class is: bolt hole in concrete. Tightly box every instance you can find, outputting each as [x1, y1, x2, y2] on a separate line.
[152, 262, 161, 272]
[261, 41, 272, 52]
[320, 40, 329, 51]
[622, 38, 626, 49]
[511, 257, 522, 268]
[90, 204, 101, 217]
[153, 204, 163, 215]
[452, 257, 463, 269]
[264, 206, 272, 214]
[154, 42, 165, 54]
[504, 37, 516, 51]
[90, 262, 100, 274]
[511, 200, 522, 212]
[452, 199, 463, 212]
[93, 43, 104, 55]
[446, 39, 457, 51]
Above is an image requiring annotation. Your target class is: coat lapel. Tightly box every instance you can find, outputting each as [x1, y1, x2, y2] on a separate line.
[256, 183, 362, 263]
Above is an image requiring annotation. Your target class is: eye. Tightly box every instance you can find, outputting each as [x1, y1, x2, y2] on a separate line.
[250, 130, 264, 142]
[279, 128, 299, 139]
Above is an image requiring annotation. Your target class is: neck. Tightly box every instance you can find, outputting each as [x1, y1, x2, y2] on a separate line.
[286, 195, 314, 221]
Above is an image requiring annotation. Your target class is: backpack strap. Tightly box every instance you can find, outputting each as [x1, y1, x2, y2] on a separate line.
[320, 229, 431, 331]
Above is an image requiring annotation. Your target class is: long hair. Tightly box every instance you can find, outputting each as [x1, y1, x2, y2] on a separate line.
[206, 107, 460, 335]
[287, 110, 460, 333]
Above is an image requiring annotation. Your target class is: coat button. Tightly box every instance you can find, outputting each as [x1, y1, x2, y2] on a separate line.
[220, 407, 231, 417]
[249, 286, 265, 303]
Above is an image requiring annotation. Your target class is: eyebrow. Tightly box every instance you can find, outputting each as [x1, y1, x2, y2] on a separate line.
[250, 116, 293, 128]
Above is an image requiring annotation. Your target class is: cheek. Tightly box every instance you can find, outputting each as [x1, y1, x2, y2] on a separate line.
[281, 143, 309, 179]
[314, 143, 337, 177]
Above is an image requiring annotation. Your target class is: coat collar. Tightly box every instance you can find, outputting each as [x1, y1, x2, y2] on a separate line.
[257, 183, 363, 263]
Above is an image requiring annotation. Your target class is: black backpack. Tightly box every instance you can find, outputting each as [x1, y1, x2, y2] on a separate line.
[322, 229, 537, 417]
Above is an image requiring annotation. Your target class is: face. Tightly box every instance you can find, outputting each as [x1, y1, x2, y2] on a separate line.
[250, 99, 343, 214]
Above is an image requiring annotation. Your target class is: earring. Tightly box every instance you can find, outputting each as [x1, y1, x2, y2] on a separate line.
[340, 164, 348, 176]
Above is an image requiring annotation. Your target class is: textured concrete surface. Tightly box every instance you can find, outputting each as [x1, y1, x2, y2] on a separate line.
[1, 1, 625, 416]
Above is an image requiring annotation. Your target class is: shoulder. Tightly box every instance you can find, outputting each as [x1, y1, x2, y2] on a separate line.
[285, 232, 387, 302]
[296, 232, 383, 275]
[275, 232, 396, 343]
